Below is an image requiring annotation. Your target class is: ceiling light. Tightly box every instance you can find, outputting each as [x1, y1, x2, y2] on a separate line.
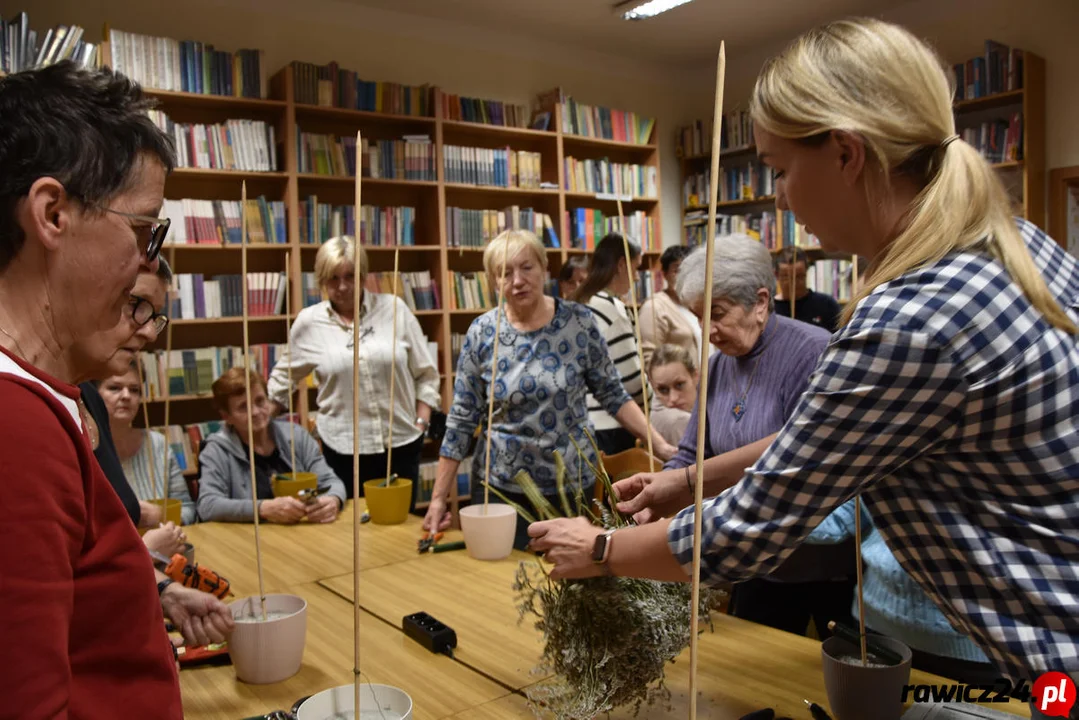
[616, 0, 694, 20]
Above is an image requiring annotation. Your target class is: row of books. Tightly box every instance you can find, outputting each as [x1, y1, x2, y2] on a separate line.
[563, 158, 658, 199]
[440, 92, 528, 127]
[297, 132, 436, 181]
[415, 457, 472, 504]
[364, 271, 440, 312]
[137, 344, 284, 399]
[162, 197, 287, 246]
[0, 14, 98, 72]
[170, 273, 287, 319]
[445, 206, 559, 248]
[450, 272, 495, 311]
[109, 29, 265, 98]
[961, 114, 1023, 164]
[953, 40, 1024, 102]
[443, 146, 543, 188]
[676, 110, 755, 157]
[451, 332, 466, 371]
[163, 423, 223, 474]
[289, 60, 434, 116]
[634, 270, 663, 301]
[147, 112, 278, 172]
[807, 260, 854, 302]
[536, 88, 655, 145]
[301, 272, 322, 308]
[298, 200, 417, 246]
[682, 161, 775, 207]
[565, 208, 657, 251]
[682, 211, 779, 248]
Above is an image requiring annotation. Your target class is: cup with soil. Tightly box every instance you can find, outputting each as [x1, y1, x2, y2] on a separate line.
[820, 634, 912, 720]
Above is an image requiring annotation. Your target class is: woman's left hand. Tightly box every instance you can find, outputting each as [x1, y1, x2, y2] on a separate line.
[527, 517, 606, 580]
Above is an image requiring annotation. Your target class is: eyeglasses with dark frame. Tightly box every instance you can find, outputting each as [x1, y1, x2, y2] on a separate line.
[127, 294, 169, 335]
[98, 206, 171, 262]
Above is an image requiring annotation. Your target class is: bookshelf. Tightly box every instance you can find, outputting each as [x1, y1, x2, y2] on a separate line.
[66, 41, 663, 488]
[1048, 166, 1079, 255]
[677, 45, 1047, 305]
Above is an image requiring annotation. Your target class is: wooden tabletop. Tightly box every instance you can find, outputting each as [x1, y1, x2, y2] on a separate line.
[178, 511, 1031, 720]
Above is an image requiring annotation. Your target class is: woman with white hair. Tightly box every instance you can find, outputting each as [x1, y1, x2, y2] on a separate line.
[616, 233, 856, 638]
[530, 17, 1079, 691]
[267, 236, 440, 499]
[424, 229, 676, 549]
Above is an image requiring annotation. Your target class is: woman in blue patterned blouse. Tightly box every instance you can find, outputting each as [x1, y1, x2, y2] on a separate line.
[529, 18, 1079, 688]
[424, 230, 676, 548]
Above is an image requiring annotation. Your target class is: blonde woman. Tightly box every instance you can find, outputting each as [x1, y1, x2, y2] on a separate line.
[531, 18, 1079, 689]
[646, 344, 698, 446]
[425, 230, 675, 549]
[267, 236, 440, 500]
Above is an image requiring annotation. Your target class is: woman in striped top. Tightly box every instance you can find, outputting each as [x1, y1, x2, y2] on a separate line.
[573, 233, 650, 455]
[99, 362, 196, 525]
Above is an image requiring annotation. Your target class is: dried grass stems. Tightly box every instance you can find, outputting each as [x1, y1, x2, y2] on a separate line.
[485, 435, 724, 720]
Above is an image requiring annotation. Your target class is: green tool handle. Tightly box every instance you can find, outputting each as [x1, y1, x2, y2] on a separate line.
[432, 540, 467, 553]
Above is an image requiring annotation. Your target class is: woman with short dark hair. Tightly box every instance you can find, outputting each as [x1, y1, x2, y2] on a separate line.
[0, 62, 182, 719]
[639, 244, 701, 369]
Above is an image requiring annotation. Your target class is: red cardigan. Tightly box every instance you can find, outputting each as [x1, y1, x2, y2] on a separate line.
[0, 350, 181, 718]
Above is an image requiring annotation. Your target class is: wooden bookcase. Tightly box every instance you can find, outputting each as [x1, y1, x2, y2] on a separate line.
[85, 51, 664, 474]
[1048, 166, 1079, 252]
[677, 47, 1047, 302]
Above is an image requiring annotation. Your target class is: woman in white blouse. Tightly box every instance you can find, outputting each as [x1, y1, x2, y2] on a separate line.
[267, 236, 441, 500]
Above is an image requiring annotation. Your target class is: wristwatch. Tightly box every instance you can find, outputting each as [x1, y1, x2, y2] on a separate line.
[591, 528, 616, 569]
[157, 578, 175, 595]
[415, 417, 429, 436]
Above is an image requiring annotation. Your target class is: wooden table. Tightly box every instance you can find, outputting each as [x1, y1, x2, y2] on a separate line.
[183, 501, 425, 595]
[179, 512, 1031, 720]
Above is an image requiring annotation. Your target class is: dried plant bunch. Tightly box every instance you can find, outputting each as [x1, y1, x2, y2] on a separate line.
[486, 437, 724, 720]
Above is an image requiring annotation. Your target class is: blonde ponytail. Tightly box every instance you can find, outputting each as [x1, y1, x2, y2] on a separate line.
[750, 17, 1077, 334]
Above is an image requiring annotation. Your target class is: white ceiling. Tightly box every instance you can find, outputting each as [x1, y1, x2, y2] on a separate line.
[332, 0, 910, 65]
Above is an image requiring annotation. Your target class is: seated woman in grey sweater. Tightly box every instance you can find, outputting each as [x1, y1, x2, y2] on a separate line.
[197, 367, 346, 523]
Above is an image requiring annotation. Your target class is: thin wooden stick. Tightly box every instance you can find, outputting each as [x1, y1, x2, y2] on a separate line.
[855, 498, 867, 665]
[690, 42, 725, 720]
[352, 131, 363, 716]
[481, 234, 511, 512]
[240, 180, 268, 621]
[617, 196, 655, 473]
[162, 245, 176, 512]
[384, 247, 400, 482]
[285, 251, 297, 476]
[790, 256, 797, 319]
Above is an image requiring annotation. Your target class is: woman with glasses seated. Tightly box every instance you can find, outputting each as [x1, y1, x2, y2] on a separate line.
[98, 359, 195, 525]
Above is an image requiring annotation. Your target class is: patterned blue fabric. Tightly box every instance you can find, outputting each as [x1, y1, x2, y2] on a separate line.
[669, 218, 1079, 680]
[441, 299, 631, 493]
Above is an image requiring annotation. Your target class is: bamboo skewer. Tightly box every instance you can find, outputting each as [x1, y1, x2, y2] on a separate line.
[352, 131, 363, 716]
[790, 259, 797, 319]
[855, 496, 867, 666]
[285, 251, 297, 476]
[161, 245, 176, 510]
[689, 42, 725, 720]
[481, 234, 511, 511]
[616, 196, 655, 473]
[384, 247, 400, 482]
[240, 180, 268, 622]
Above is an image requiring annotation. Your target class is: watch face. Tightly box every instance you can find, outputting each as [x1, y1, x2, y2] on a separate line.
[592, 531, 608, 562]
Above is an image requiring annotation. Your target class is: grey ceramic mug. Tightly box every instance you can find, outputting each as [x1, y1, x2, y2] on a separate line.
[821, 635, 913, 720]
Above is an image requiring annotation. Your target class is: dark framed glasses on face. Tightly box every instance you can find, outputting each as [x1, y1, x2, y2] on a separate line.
[127, 295, 169, 334]
[99, 206, 171, 262]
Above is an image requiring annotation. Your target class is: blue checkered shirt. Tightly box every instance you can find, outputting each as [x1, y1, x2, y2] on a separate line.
[669, 218, 1079, 680]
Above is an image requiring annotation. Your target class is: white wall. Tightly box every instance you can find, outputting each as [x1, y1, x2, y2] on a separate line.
[8, 0, 710, 247]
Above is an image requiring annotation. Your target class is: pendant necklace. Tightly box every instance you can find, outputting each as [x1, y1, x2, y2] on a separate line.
[730, 321, 774, 422]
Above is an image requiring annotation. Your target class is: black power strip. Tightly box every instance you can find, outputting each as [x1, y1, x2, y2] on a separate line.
[402, 611, 458, 657]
